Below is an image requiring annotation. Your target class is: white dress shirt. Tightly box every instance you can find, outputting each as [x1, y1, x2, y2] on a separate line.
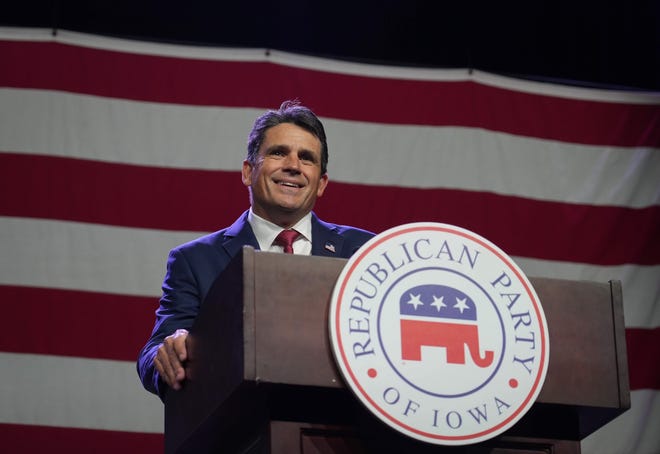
[247, 209, 312, 255]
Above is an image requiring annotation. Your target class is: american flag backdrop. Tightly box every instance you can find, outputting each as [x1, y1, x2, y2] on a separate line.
[0, 27, 658, 453]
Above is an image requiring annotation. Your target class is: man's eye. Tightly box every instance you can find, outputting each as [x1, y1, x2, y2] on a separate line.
[299, 152, 316, 163]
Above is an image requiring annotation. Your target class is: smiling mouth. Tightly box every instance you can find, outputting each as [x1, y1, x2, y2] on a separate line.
[277, 181, 303, 188]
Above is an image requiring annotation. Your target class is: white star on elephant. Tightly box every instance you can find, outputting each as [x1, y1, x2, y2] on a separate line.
[454, 297, 470, 313]
[430, 295, 446, 311]
[406, 293, 424, 310]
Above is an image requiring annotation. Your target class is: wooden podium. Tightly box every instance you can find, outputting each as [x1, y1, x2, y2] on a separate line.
[164, 247, 630, 454]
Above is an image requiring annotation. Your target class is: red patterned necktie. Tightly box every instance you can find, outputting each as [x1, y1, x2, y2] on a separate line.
[274, 229, 300, 254]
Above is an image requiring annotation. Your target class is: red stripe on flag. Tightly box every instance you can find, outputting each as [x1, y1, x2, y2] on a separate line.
[1, 40, 658, 147]
[1, 153, 658, 265]
[0, 424, 162, 453]
[0, 152, 246, 231]
[1, 285, 157, 362]
[319, 183, 660, 266]
[627, 328, 660, 390]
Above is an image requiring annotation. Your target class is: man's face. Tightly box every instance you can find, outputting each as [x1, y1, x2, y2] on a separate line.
[242, 123, 328, 227]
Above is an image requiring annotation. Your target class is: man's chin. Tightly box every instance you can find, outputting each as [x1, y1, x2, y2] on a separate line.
[273, 197, 310, 213]
[275, 204, 305, 216]
[256, 203, 308, 224]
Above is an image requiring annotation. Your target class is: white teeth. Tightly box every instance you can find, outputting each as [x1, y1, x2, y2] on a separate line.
[279, 182, 300, 188]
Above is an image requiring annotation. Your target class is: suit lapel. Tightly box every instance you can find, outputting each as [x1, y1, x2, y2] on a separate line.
[221, 211, 260, 257]
[311, 213, 344, 257]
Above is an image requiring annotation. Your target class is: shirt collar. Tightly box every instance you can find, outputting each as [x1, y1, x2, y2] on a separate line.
[247, 208, 312, 250]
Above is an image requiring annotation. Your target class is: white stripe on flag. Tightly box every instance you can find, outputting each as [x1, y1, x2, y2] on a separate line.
[0, 216, 204, 297]
[0, 352, 163, 433]
[1, 89, 658, 208]
[515, 256, 660, 329]
[581, 389, 660, 454]
[1, 216, 658, 328]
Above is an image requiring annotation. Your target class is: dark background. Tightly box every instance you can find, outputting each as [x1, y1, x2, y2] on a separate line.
[3, 0, 659, 90]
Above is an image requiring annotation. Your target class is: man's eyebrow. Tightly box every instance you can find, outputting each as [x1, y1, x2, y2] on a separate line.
[264, 144, 319, 159]
[264, 144, 289, 153]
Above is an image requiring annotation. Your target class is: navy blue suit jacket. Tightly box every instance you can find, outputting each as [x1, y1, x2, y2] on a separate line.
[137, 210, 374, 397]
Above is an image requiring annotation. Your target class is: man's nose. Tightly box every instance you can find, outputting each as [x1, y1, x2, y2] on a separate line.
[283, 154, 301, 171]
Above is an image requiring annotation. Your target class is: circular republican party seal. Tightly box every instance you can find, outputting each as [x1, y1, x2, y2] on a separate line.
[329, 223, 549, 445]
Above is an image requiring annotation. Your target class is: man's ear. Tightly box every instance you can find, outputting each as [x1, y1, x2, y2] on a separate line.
[241, 160, 253, 187]
[316, 173, 329, 198]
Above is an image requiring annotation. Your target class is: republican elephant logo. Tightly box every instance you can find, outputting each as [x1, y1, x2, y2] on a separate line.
[399, 284, 494, 368]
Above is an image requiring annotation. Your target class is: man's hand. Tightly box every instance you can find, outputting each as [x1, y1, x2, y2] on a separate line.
[154, 328, 189, 391]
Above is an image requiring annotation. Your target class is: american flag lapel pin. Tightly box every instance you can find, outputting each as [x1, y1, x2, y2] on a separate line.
[324, 241, 336, 253]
